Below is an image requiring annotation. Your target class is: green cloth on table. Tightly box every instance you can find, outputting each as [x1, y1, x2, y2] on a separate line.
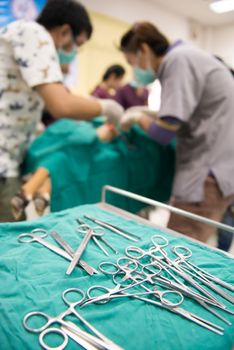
[0, 204, 233, 350]
[23, 119, 175, 212]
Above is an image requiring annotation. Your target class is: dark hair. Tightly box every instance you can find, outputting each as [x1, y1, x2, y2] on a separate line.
[37, 0, 93, 39]
[102, 64, 125, 81]
[120, 22, 169, 56]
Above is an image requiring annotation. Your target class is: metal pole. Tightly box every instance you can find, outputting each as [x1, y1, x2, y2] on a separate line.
[102, 185, 234, 234]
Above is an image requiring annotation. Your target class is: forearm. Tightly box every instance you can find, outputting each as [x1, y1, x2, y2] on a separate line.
[138, 115, 180, 145]
[36, 83, 102, 120]
[58, 94, 102, 120]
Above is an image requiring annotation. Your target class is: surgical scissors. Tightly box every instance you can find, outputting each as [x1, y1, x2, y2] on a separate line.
[23, 288, 123, 350]
[77, 219, 119, 256]
[18, 229, 96, 275]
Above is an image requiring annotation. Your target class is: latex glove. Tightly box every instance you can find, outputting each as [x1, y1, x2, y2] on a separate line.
[126, 106, 158, 118]
[121, 106, 157, 131]
[98, 99, 124, 127]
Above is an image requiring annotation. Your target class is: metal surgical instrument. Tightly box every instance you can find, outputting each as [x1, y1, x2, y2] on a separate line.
[66, 228, 93, 275]
[50, 231, 98, 275]
[23, 288, 123, 350]
[18, 229, 95, 275]
[77, 219, 119, 256]
[84, 215, 141, 242]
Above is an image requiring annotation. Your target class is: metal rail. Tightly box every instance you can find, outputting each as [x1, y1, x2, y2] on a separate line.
[102, 186, 234, 235]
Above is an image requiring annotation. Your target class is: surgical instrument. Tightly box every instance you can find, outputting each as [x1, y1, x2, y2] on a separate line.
[50, 231, 98, 275]
[84, 215, 141, 242]
[66, 228, 93, 275]
[18, 229, 95, 275]
[82, 260, 224, 335]
[23, 288, 123, 350]
[150, 235, 225, 307]
[77, 219, 118, 256]
[171, 245, 234, 304]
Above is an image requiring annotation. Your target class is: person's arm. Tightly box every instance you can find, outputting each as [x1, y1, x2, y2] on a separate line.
[138, 115, 181, 145]
[120, 105, 158, 131]
[36, 83, 102, 119]
[120, 106, 180, 144]
[36, 83, 124, 125]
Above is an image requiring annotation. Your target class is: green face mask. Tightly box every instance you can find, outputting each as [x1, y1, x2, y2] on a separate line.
[133, 65, 156, 86]
[58, 48, 77, 65]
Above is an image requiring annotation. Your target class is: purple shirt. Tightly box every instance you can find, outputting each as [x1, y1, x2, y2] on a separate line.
[114, 84, 148, 110]
[91, 86, 113, 99]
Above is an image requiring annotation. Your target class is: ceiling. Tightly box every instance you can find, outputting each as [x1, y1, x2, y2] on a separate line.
[151, 0, 234, 26]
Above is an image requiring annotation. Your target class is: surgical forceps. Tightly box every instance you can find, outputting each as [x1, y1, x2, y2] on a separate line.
[125, 246, 222, 305]
[173, 245, 234, 292]
[82, 259, 224, 335]
[23, 288, 123, 350]
[124, 247, 232, 325]
[84, 215, 141, 242]
[99, 258, 184, 306]
[76, 219, 119, 256]
[18, 229, 96, 275]
[149, 235, 226, 307]
[171, 245, 234, 304]
[83, 259, 183, 308]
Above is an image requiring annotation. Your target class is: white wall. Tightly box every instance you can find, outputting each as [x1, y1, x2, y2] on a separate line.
[80, 0, 234, 67]
[81, 0, 205, 45]
[207, 25, 234, 67]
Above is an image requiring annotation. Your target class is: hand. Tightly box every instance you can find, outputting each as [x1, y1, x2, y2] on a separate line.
[96, 124, 119, 142]
[98, 99, 124, 127]
[120, 110, 142, 131]
[121, 106, 157, 131]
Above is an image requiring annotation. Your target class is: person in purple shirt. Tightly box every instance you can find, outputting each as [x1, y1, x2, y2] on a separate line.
[91, 64, 125, 99]
[114, 81, 149, 110]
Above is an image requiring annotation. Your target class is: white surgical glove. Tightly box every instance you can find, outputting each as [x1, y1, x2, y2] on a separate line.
[121, 106, 157, 131]
[98, 99, 124, 127]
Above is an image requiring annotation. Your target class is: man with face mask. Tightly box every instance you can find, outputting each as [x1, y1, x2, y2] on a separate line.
[120, 22, 234, 244]
[0, 0, 124, 222]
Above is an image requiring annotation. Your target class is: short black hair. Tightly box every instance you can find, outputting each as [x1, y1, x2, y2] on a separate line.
[37, 0, 93, 39]
[102, 65, 125, 81]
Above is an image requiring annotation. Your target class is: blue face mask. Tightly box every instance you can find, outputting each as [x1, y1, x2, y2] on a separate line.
[58, 47, 77, 65]
[133, 65, 156, 86]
